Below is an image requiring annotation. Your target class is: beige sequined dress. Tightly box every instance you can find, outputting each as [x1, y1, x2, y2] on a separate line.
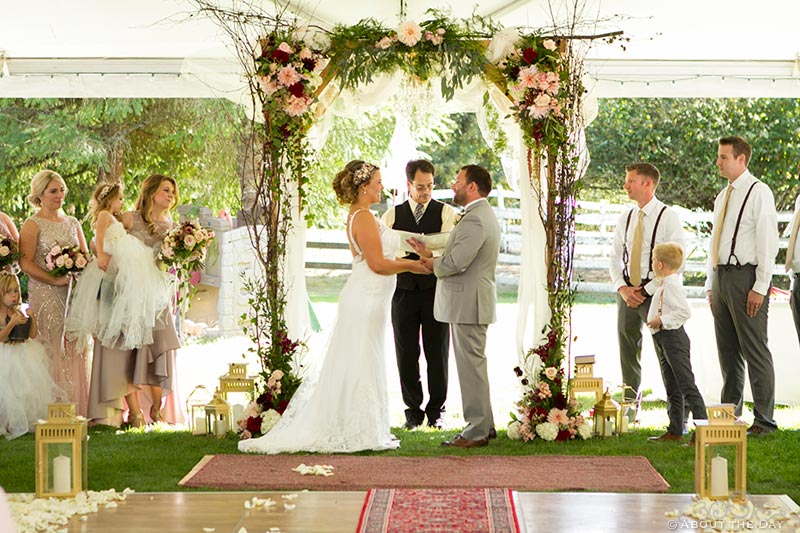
[87, 212, 183, 425]
[26, 215, 90, 416]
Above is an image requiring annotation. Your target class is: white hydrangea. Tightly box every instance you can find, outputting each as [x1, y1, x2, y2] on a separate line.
[535, 422, 558, 441]
[507, 420, 523, 440]
[260, 409, 281, 434]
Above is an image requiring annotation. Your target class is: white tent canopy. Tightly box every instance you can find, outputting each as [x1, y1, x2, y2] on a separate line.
[2, 0, 800, 99]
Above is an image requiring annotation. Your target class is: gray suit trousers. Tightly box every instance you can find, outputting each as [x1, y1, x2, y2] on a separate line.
[451, 323, 494, 440]
[711, 265, 777, 431]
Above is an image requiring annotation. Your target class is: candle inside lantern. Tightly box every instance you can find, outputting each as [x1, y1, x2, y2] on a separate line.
[710, 455, 728, 497]
[53, 455, 71, 493]
[620, 416, 629, 433]
[194, 416, 206, 434]
[215, 416, 226, 437]
[603, 418, 614, 436]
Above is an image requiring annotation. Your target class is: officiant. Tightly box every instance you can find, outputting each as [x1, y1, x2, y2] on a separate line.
[381, 159, 459, 429]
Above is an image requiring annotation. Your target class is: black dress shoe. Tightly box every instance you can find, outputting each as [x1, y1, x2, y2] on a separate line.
[746, 425, 773, 436]
[403, 420, 422, 430]
[488, 427, 497, 440]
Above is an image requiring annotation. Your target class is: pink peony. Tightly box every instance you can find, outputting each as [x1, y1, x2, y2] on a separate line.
[277, 65, 301, 87]
[298, 47, 313, 60]
[258, 76, 279, 95]
[518, 66, 540, 88]
[547, 408, 570, 427]
[376, 36, 393, 49]
[396, 20, 422, 47]
[534, 93, 552, 106]
[284, 95, 309, 116]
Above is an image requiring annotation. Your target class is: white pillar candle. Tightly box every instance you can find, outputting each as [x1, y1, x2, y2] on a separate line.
[603, 419, 614, 436]
[53, 455, 71, 494]
[620, 416, 629, 433]
[215, 416, 227, 436]
[193, 416, 207, 435]
[710, 455, 729, 497]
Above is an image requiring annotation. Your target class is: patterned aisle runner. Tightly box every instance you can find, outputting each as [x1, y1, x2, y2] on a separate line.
[357, 488, 519, 533]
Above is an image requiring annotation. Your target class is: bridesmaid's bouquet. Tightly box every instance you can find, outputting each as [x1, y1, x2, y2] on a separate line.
[158, 220, 215, 312]
[0, 237, 20, 272]
[158, 220, 215, 273]
[45, 244, 90, 277]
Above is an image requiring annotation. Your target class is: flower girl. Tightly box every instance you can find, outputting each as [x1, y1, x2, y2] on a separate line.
[0, 272, 62, 439]
[66, 183, 171, 350]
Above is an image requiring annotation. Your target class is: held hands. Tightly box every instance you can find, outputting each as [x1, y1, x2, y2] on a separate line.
[409, 258, 433, 275]
[618, 286, 646, 308]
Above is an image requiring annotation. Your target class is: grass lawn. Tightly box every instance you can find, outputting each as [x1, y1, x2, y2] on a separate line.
[2, 404, 798, 503]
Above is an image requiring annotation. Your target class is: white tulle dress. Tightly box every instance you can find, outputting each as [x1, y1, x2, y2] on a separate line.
[239, 210, 401, 454]
[66, 218, 171, 350]
[0, 325, 63, 439]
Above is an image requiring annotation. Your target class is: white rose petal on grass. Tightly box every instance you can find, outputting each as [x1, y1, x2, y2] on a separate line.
[284, 503, 296, 511]
[281, 493, 299, 500]
[202, 529, 216, 533]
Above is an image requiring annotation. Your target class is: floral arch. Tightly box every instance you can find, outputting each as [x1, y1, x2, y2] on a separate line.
[196, 2, 614, 441]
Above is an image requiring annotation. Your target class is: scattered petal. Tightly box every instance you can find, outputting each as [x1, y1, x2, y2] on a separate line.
[202, 529, 216, 533]
[283, 503, 296, 511]
[281, 494, 298, 500]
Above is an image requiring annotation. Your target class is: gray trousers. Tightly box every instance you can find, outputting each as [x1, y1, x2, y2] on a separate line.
[616, 293, 665, 399]
[652, 327, 708, 436]
[711, 265, 778, 431]
[451, 323, 494, 440]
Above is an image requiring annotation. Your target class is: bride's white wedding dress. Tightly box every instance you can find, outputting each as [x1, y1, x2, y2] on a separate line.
[239, 209, 400, 454]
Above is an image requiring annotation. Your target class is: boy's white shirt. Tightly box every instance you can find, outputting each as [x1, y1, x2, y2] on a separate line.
[646, 272, 691, 334]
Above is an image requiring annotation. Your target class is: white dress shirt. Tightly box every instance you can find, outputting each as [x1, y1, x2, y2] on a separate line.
[647, 273, 691, 335]
[787, 195, 800, 274]
[381, 198, 459, 258]
[609, 196, 684, 296]
[703, 170, 778, 295]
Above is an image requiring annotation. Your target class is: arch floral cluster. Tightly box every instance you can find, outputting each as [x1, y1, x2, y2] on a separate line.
[203, 2, 587, 441]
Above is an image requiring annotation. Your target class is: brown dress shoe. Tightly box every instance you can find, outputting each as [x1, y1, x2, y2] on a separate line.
[441, 435, 489, 448]
[746, 425, 772, 436]
[488, 427, 497, 440]
[647, 432, 682, 442]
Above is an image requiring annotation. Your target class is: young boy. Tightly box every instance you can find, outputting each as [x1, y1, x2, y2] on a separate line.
[646, 242, 707, 442]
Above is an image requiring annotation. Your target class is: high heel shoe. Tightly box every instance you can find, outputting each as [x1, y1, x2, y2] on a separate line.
[128, 410, 145, 428]
[150, 405, 164, 424]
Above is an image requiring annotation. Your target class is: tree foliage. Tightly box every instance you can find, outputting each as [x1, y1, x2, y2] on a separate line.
[0, 98, 245, 237]
[584, 98, 800, 210]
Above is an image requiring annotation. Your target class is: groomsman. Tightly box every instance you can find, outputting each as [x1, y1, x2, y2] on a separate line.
[705, 136, 778, 435]
[381, 160, 458, 429]
[784, 163, 800, 347]
[609, 163, 683, 410]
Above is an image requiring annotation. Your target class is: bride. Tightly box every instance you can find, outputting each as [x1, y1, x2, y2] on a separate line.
[239, 161, 431, 454]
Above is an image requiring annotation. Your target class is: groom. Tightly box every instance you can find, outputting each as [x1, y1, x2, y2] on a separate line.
[414, 164, 501, 448]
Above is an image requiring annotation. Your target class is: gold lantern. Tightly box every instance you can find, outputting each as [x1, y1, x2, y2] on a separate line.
[186, 384, 213, 435]
[35, 403, 88, 498]
[218, 363, 255, 400]
[694, 404, 747, 502]
[593, 389, 620, 438]
[205, 388, 232, 439]
[615, 384, 642, 433]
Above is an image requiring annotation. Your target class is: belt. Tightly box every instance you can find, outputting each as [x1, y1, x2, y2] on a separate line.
[713, 263, 756, 271]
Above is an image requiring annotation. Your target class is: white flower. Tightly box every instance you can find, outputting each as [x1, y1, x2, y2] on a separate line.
[577, 422, 593, 440]
[0, 246, 8, 256]
[543, 366, 558, 380]
[396, 21, 422, 47]
[535, 421, 558, 441]
[486, 28, 520, 63]
[542, 38, 557, 51]
[507, 420, 523, 440]
[260, 409, 281, 434]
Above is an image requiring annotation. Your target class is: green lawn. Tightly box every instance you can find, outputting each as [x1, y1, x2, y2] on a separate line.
[2, 408, 798, 503]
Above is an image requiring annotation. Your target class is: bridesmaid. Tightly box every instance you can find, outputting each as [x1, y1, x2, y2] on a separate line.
[19, 170, 91, 415]
[88, 174, 184, 426]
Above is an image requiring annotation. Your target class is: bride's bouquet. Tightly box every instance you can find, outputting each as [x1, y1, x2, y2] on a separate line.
[0, 237, 20, 272]
[45, 244, 90, 277]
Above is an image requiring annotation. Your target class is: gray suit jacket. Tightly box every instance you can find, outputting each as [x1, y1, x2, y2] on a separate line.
[433, 198, 501, 325]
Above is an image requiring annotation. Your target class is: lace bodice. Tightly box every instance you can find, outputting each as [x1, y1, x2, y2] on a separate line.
[127, 211, 175, 250]
[27, 216, 82, 272]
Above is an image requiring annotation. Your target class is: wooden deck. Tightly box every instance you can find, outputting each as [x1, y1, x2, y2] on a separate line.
[55, 491, 798, 532]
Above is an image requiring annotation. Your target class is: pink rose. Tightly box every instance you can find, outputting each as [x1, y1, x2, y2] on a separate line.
[64, 257, 74, 269]
[183, 234, 196, 248]
[544, 366, 558, 380]
[0, 246, 8, 256]
[75, 255, 88, 269]
[55, 255, 66, 268]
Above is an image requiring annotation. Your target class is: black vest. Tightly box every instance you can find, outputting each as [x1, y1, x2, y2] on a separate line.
[393, 200, 444, 290]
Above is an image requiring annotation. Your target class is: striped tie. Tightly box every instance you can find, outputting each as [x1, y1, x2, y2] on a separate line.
[414, 202, 424, 224]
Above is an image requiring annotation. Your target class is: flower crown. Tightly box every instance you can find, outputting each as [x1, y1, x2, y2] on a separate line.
[97, 185, 114, 202]
[353, 163, 378, 187]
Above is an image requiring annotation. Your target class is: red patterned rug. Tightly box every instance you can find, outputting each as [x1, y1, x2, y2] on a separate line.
[179, 454, 670, 492]
[356, 488, 519, 533]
